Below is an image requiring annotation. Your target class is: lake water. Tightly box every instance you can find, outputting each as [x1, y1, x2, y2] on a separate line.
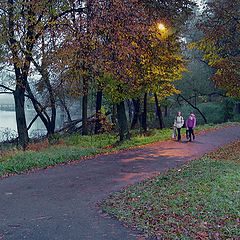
[0, 110, 64, 141]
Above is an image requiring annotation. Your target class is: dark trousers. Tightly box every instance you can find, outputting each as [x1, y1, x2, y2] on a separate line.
[188, 127, 195, 141]
[177, 128, 181, 141]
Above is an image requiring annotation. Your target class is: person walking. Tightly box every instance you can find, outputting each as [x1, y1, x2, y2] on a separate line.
[186, 113, 197, 142]
[173, 112, 184, 141]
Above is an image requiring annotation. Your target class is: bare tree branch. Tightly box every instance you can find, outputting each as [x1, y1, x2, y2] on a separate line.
[27, 114, 40, 131]
[0, 84, 14, 92]
[178, 94, 207, 123]
[0, 91, 13, 95]
[35, 7, 86, 40]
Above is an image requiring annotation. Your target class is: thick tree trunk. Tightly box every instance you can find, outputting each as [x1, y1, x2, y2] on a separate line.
[141, 93, 147, 132]
[154, 93, 164, 129]
[95, 90, 103, 134]
[117, 101, 130, 141]
[14, 86, 28, 149]
[48, 119, 56, 135]
[8, 0, 29, 149]
[126, 99, 133, 122]
[131, 98, 141, 129]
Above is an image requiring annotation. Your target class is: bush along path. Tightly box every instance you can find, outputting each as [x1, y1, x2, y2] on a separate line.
[0, 125, 239, 240]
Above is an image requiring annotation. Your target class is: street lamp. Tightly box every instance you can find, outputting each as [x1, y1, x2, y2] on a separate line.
[157, 23, 166, 32]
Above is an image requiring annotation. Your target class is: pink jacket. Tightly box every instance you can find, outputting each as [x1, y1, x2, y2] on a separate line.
[186, 116, 196, 128]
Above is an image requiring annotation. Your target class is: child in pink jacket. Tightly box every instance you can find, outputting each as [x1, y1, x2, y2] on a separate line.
[186, 113, 196, 142]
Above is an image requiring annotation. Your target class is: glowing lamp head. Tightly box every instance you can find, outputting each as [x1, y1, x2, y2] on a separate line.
[158, 23, 166, 31]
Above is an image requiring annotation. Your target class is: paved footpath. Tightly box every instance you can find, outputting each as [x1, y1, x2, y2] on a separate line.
[0, 126, 240, 240]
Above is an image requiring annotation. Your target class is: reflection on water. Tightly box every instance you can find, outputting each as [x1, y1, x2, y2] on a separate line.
[0, 109, 64, 141]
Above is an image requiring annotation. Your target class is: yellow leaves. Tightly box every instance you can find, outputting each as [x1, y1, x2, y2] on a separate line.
[203, 52, 221, 67]
[131, 41, 138, 48]
[189, 40, 222, 67]
[153, 83, 180, 100]
[190, 36, 240, 97]
[215, 69, 223, 76]
[188, 42, 197, 50]
[48, 20, 58, 26]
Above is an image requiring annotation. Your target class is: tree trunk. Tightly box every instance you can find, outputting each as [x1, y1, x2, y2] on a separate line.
[193, 91, 197, 107]
[126, 99, 133, 122]
[82, 94, 88, 135]
[154, 93, 164, 129]
[45, 70, 56, 135]
[82, 75, 88, 135]
[237, 102, 240, 114]
[28, 38, 56, 136]
[131, 98, 141, 129]
[8, 0, 29, 149]
[48, 118, 56, 135]
[59, 98, 72, 122]
[164, 106, 168, 117]
[117, 101, 130, 141]
[25, 81, 54, 135]
[95, 90, 103, 134]
[141, 93, 147, 132]
[14, 86, 28, 149]
[111, 104, 117, 127]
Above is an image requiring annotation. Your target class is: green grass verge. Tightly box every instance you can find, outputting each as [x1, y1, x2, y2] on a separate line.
[0, 146, 98, 176]
[63, 122, 237, 150]
[0, 122, 238, 177]
[101, 143, 240, 239]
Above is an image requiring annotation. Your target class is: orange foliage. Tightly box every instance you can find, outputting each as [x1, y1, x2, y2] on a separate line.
[197, 0, 240, 97]
[26, 139, 49, 152]
[206, 140, 240, 162]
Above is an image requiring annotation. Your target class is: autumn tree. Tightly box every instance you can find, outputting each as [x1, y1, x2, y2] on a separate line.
[128, 25, 186, 131]
[129, 0, 195, 131]
[0, 0, 85, 148]
[195, 0, 240, 98]
[85, 0, 150, 141]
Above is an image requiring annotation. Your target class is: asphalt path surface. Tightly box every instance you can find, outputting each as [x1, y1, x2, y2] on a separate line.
[0, 125, 240, 240]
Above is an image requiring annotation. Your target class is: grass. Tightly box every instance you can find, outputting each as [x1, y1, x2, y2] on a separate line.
[0, 146, 98, 176]
[0, 122, 238, 177]
[100, 140, 240, 239]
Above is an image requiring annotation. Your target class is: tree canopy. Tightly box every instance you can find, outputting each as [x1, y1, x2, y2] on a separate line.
[194, 0, 240, 98]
